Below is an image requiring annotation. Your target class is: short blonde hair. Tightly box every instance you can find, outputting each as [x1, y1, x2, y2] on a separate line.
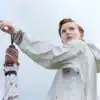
[58, 18, 84, 37]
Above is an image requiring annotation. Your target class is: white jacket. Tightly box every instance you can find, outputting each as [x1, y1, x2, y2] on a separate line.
[15, 33, 100, 100]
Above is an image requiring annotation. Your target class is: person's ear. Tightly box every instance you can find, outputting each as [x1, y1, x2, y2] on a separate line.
[80, 33, 84, 40]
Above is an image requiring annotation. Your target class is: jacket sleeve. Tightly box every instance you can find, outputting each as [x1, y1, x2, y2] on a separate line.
[87, 43, 100, 73]
[16, 33, 85, 69]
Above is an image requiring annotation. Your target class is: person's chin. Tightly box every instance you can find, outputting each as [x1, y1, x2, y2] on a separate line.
[62, 39, 75, 44]
[66, 39, 74, 43]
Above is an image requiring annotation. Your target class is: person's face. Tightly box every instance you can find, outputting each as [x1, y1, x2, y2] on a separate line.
[60, 22, 83, 44]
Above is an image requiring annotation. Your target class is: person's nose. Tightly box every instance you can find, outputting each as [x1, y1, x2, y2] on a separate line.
[66, 29, 71, 35]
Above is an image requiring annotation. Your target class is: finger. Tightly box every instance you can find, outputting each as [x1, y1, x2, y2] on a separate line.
[0, 21, 12, 27]
[0, 24, 13, 34]
[2, 21, 14, 26]
[2, 26, 14, 33]
[0, 21, 15, 33]
[0, 24, 5, 29]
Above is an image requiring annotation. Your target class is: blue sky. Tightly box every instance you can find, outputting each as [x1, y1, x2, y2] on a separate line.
[0, 0, 100, 100]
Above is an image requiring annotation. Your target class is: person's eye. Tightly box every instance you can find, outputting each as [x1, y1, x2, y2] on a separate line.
[61, 29, 66, 33]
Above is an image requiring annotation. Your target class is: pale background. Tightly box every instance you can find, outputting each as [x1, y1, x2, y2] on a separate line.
[0, 0, 100, 100]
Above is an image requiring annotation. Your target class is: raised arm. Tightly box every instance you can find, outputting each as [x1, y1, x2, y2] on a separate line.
[0, 21, 85, 69]
[14, 32, 85, 69]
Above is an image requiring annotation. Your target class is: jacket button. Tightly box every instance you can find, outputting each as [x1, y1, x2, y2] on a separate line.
[63, 69, 70, 74]
[56, 96, 57, 98]
[67, 70, 70, 72]
[77, 71, 79, 74]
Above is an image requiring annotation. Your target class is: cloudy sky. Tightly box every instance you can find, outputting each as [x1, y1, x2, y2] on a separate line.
[0, 0, 100, 100]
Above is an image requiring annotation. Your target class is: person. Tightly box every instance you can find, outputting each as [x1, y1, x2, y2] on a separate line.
[0, 18, 100, 100]
[2, 44, 20, 100]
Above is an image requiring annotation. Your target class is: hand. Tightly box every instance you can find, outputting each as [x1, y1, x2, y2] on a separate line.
[4, 45, 19, 65]
[0, 20, 15, 34]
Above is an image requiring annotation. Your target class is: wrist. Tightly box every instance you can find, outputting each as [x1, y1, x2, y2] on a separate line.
[14, 30, 24, 45]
